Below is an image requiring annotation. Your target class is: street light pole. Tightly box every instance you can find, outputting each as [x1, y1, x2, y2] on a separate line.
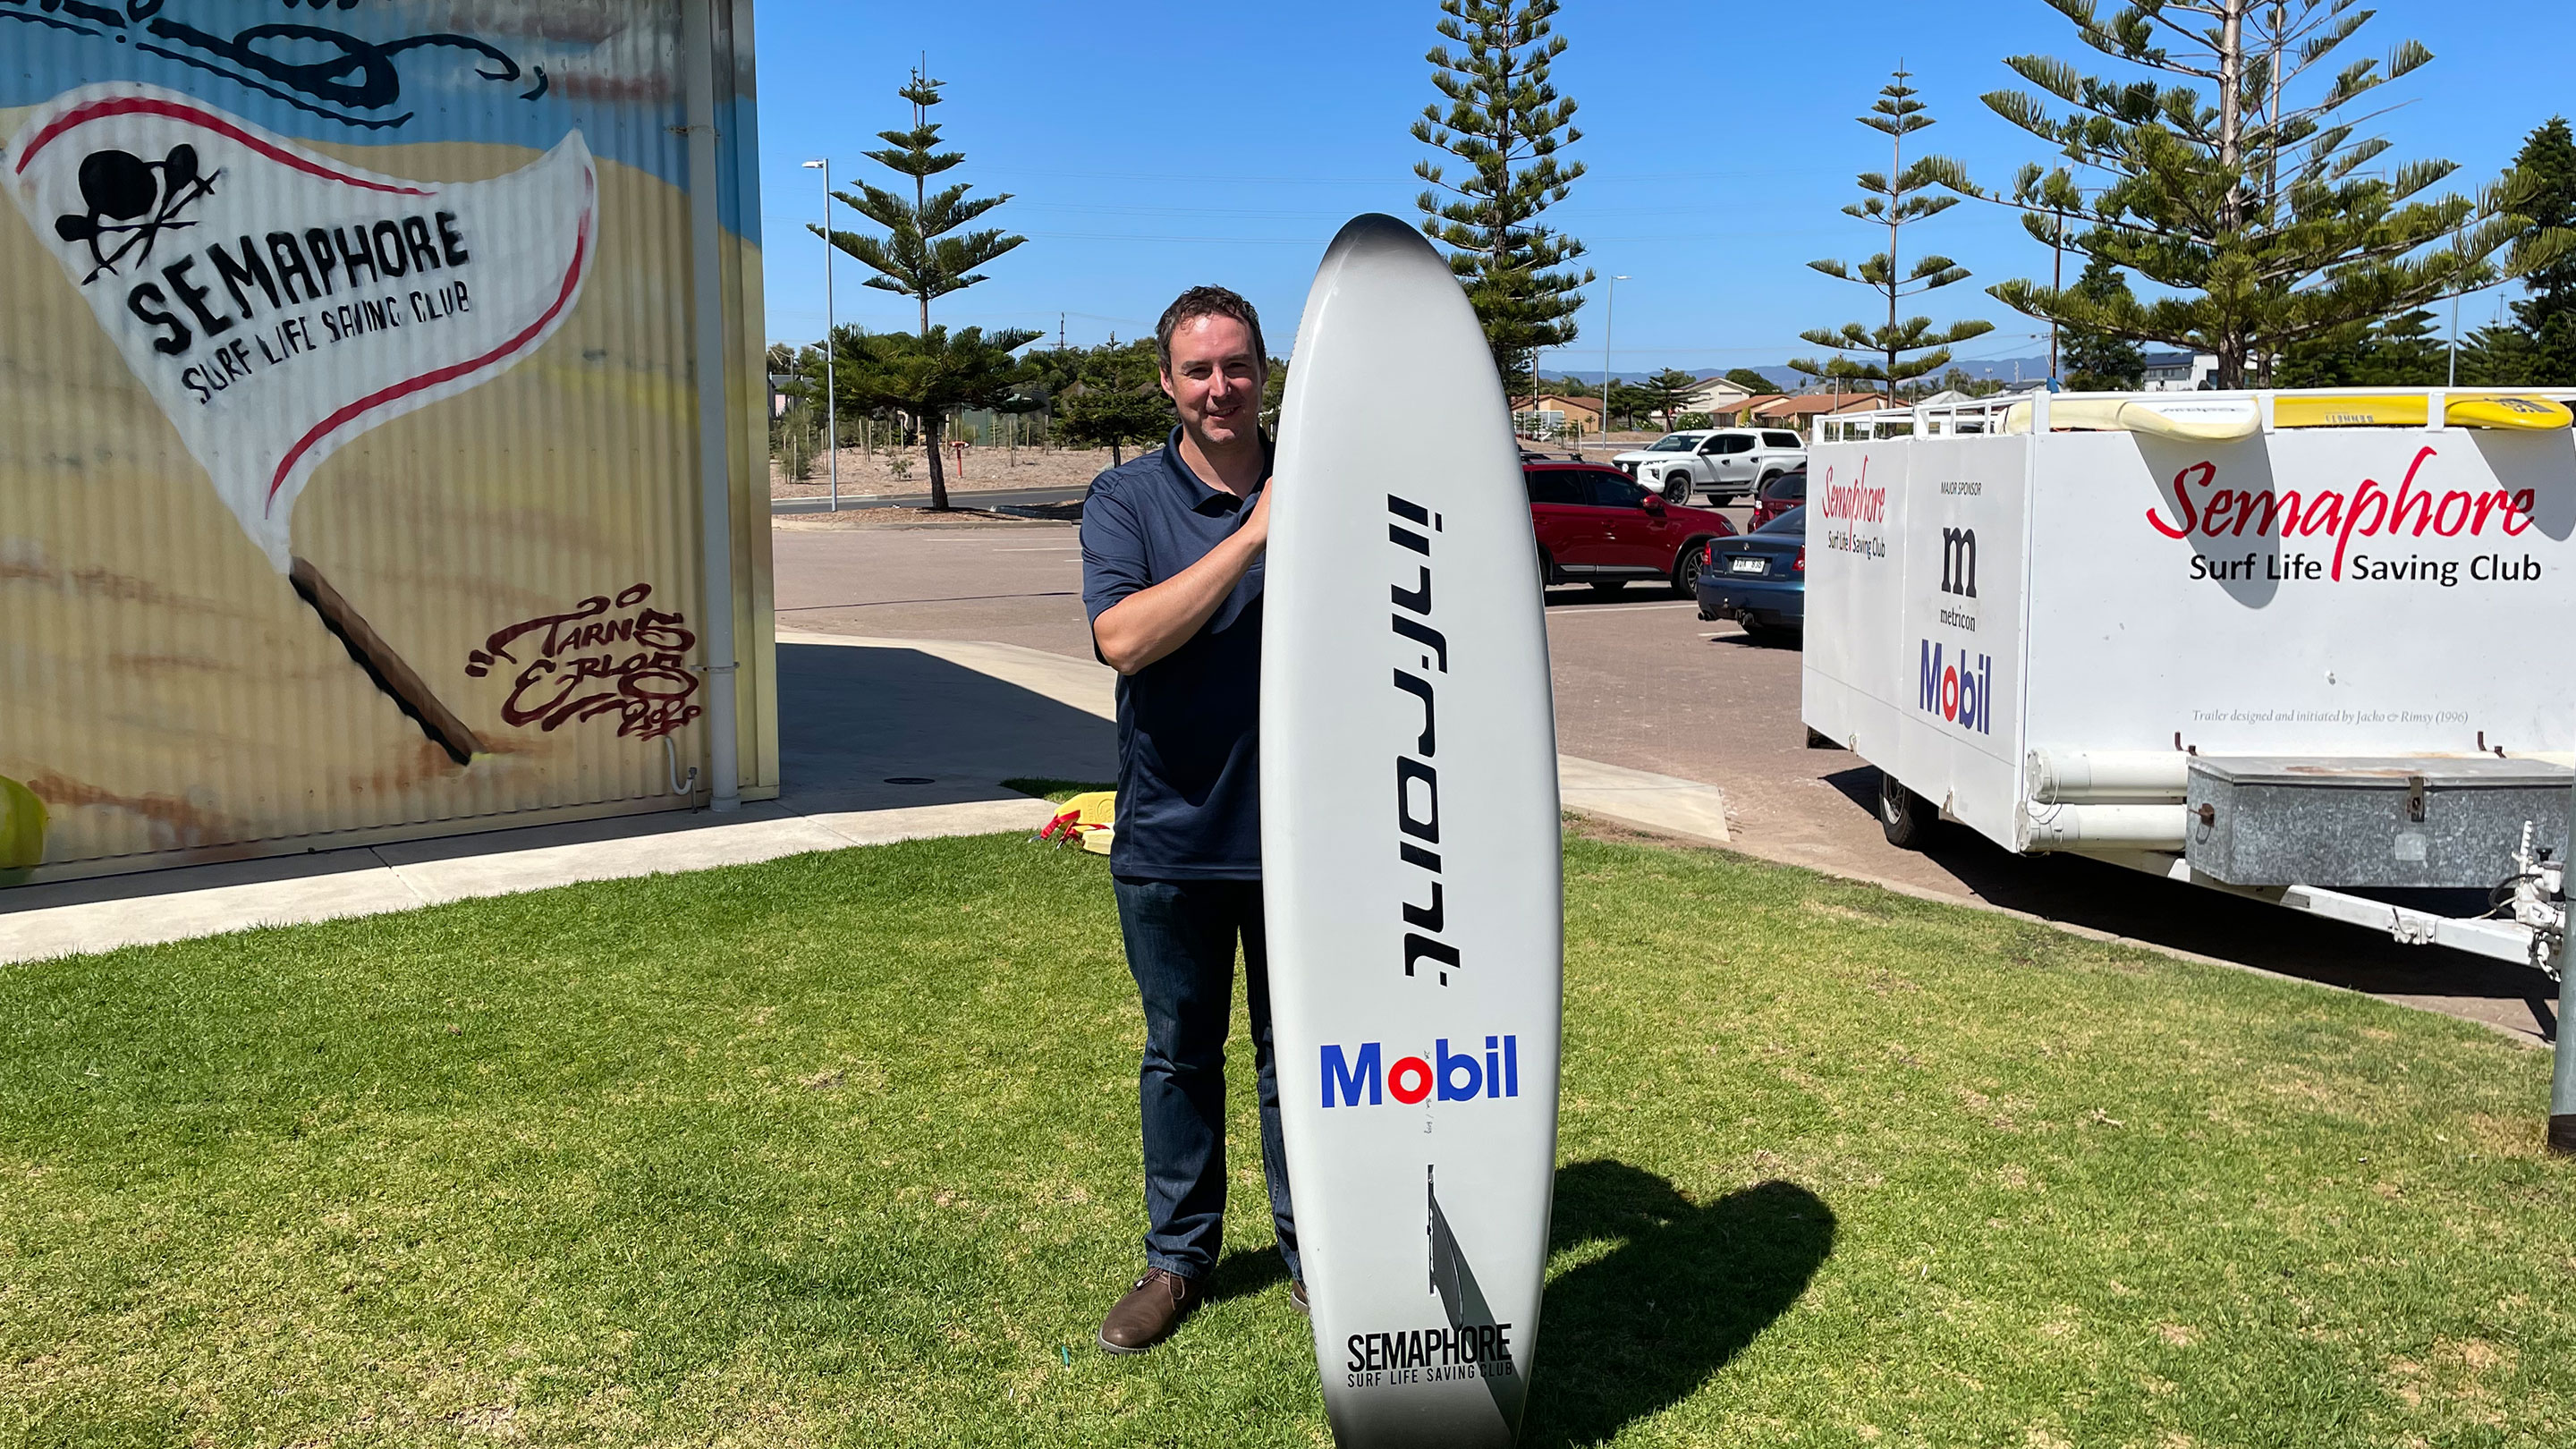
[2448, 223, 2467, 388]
[1601, 275, 1629, 441]
[2049, 206, 2063, 386]
[801, 158, 839, 512]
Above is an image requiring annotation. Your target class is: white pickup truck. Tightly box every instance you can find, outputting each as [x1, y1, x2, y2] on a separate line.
[1614, 428, 1807, 504]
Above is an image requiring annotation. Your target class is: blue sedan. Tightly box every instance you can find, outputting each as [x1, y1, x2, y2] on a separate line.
[1697, 504, 1805, 644]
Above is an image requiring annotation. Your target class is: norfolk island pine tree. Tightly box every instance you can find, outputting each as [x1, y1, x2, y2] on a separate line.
[1412, 0, 1594, 411]
[1921, 0, 2572, 390]
[814, 64, 1038, 509]
[1790, 66, 1996, 405]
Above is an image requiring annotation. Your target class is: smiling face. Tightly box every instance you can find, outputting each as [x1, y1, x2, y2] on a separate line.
[1159, 314, 1267, 453]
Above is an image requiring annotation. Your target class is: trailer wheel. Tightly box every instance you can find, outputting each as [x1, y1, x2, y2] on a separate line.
[1878, 770, 1936, 849]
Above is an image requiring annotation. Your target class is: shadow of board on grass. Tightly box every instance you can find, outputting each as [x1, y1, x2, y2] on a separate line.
[1523, 1161, 1835, 1447]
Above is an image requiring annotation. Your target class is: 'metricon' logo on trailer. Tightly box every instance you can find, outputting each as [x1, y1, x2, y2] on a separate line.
[1939, 527, 1978, 597]
[1319, 1036, 1521, 1107]
[1917, 640, 1993, 734]
[1388, 492, 1459, 987]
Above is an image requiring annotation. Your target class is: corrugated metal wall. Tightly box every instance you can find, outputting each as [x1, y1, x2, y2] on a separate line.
[0, 0, 775, 883]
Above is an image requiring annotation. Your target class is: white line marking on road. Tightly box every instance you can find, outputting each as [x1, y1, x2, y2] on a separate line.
[1551, 602, 1702, 616]
[996, 547, 1082, 552]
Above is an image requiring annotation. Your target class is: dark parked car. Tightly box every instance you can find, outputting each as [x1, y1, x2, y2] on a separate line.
[1748, 465, 1807, 530]
[1526, 462, 1735, 597]
[1698, 504, 1805, 643]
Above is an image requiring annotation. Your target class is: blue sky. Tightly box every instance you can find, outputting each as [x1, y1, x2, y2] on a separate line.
[754, 1, 2572, 377]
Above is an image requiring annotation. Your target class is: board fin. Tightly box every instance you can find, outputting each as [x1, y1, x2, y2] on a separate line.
[1429, 1165, 1525, 1427]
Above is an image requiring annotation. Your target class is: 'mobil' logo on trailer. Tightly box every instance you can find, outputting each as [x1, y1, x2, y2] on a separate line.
[1918, 640, 1993, 734]
[1388, 494, 1459, 987]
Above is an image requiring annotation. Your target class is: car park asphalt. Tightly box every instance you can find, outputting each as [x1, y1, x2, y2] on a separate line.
[772, 509, 2564, 1044]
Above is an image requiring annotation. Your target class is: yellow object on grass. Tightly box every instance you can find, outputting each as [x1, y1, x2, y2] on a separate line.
[1038, 791, 1118, 855]
[1057, 792, 1116, 826]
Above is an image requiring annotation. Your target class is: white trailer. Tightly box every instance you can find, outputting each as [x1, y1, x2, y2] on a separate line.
[1804, 389, 2576, 1149]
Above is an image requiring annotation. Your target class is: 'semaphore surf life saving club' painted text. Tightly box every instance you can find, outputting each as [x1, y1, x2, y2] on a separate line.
[8, 82, 593, 572]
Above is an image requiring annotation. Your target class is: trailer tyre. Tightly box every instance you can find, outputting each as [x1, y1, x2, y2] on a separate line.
[1878, 769, 1937, 849]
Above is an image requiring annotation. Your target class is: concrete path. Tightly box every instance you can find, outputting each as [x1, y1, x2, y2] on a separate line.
[782, 631, 1732, 846]
[0, 634, 1107, 963]
[1, 631, 1715, 963]
[0, 797, 1052, 964]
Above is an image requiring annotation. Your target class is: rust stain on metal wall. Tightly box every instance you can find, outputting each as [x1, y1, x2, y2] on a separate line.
[0, 0, 775, 881]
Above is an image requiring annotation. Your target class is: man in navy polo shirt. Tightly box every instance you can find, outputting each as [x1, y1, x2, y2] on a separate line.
[1082, 285, 1295, 1354]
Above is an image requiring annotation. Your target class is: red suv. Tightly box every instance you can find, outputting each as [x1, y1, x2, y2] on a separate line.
[1526, 462, 1736, 597]
[1749, 465, 1807, 530]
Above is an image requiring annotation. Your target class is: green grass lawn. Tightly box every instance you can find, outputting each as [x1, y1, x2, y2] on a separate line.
[3, 831, 2570, 1447]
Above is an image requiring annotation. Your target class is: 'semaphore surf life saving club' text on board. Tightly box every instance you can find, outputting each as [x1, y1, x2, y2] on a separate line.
[6, 82, 594, 572]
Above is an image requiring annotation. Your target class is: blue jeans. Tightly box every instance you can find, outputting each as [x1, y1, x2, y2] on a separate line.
[1113, 877, 1300, 1284]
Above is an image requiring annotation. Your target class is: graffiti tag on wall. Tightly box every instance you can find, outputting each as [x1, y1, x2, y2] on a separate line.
[466, 583, 701, 741]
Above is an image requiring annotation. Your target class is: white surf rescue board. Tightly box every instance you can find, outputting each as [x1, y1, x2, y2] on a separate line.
[2004, 394, 2261, 442]
[1265, 214, 1564, 1447]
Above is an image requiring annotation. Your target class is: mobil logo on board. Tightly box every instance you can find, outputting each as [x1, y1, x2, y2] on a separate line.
[1321, 1036, 1521, 1107]
[1917, 640, 1993, 734]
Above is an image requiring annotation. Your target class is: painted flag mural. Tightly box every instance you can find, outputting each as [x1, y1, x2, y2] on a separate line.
[10, 84, 597, 572]
[0, 3, 775, 880]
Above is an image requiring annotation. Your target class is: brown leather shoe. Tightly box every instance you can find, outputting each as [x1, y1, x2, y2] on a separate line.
[1097, 1268, 1200, 1355]
[1290, 1279, 1309, 1316]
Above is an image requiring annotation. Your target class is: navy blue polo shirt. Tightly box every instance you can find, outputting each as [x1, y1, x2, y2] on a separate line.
[1080, 428, 1266, 880]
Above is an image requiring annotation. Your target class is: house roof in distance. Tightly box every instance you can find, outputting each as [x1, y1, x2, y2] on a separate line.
[1521, 392, 1604, 415]
[1754, 394, 1883, 418]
